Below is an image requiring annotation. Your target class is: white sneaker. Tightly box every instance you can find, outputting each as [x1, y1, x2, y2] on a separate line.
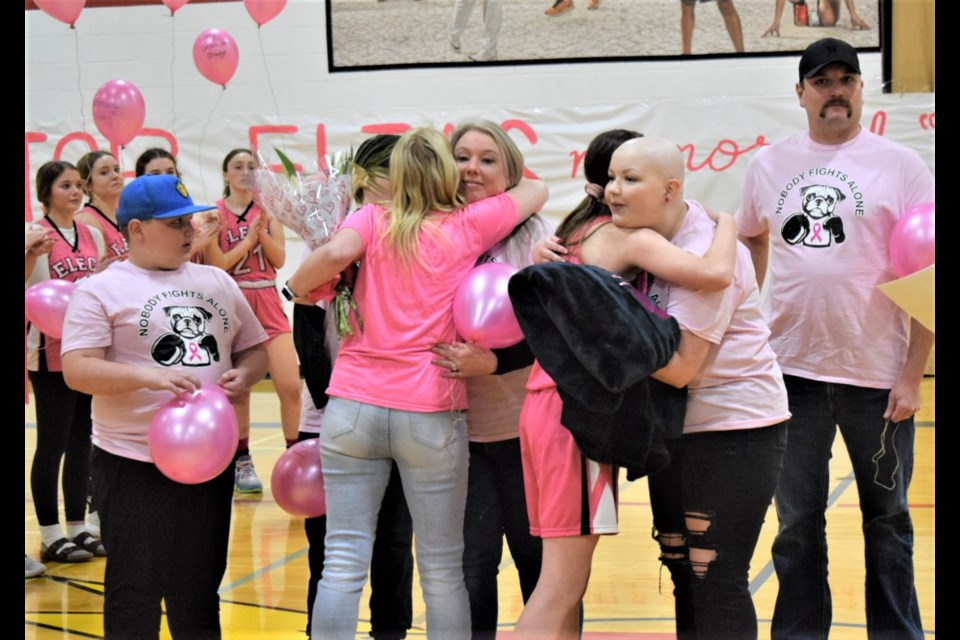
[234, 455, 263, 493]
[25, 555, 46, 578]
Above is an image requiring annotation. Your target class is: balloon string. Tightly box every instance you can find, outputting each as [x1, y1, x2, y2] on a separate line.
[74, 27, 87, 134]
[169, 13, 178, 139]
[198, 88, 226, 203]
[258, 28, 285, 148]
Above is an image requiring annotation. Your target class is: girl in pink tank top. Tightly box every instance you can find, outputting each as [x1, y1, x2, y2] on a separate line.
[202, 148, 302, 492]
[26, 161, 105, 564]
[514, 130, 739, 639]
[75, 151, 127, 260]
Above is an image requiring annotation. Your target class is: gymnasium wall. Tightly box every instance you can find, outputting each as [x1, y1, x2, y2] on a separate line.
[25, 1, 935, 270]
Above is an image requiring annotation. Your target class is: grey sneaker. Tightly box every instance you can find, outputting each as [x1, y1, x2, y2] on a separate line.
[235, 455, 263, 493]
[25, 555, 46, 578]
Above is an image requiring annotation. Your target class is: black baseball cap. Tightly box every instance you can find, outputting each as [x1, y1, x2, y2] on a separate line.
[799, 38, 861, 82]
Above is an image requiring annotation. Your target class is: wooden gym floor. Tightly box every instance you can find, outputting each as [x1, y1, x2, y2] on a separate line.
[25, 378, 935, 638]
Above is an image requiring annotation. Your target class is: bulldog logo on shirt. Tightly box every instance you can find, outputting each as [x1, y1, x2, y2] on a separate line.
[781, 184, 847, 248]
[151, 306, 221, 367]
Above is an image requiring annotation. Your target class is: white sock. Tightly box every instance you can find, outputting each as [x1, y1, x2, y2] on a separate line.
[40, 524, 66, 547]
[66, 522, 87, 539]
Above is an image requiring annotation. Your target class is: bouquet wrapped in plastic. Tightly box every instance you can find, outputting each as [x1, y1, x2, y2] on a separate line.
[256, 149, 362, 337]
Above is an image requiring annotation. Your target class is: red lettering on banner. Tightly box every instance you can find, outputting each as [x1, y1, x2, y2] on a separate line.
[678, 136, 769, 172]
[501, 119, 540, 179]
[250, 125, 300, 173]
[443, 123, 456, 137]
[26, 131, 48, 222]
[53, 132, 99, 161]
[869, 111, 886, 136]
[569, 150, 586, 179]
[502, 120, 538, 144]
[316, 124, 329, 172]
[919, 112, 935, 130]
[361, 123, 411, 135]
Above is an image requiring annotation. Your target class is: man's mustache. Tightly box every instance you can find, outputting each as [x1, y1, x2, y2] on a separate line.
[820, 99, 852, 117]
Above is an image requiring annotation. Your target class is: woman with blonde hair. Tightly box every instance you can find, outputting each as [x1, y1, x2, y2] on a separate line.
[287, 126, 547, 639]
[430, 120, 548, 639]
[295, 134, 414, 639]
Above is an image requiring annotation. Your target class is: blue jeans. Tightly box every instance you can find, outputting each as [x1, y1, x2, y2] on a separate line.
[649, 423, 787, 640]
[300, 433, 414, 639]
[771, 376, 922, 640]
[463, 438, 542, 639]
[313, 398, 471, 640]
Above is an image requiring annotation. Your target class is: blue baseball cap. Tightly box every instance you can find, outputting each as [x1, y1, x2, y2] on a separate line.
[117, 174, 216, 226]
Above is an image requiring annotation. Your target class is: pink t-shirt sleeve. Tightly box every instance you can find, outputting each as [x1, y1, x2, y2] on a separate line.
[736, 154, 769, 238]
[455, 193, 520, 251]
[902, 153, 935, 209]
[341, 204, 378, 248]
[62, 288, 113, 353]
[666, 283, 739, 346]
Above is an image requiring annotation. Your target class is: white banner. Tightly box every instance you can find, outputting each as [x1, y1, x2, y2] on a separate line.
[25, 93, 935, 225]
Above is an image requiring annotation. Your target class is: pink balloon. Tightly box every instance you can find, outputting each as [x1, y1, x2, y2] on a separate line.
[193, 28, 240, 88]
[244, 0, 287, 26]
[34, 0, 85, 28]
[453, 263, 524, 349]
[271, 439, 325, 518]
[890, 202, 935, 278]
[162, 0, 189, 15]
[92, 80, 146, 148]
[148, 385, 239, 484]
[24, 279, 77, 339]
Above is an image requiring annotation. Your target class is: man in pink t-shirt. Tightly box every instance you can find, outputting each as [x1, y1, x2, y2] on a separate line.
[737, 38, 934, 640]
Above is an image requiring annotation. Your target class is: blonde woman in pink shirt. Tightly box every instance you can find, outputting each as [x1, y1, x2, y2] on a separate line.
[287, 126, 547, 639]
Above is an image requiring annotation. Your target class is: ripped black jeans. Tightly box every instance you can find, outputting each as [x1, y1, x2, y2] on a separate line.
[648, 422, 787, 640]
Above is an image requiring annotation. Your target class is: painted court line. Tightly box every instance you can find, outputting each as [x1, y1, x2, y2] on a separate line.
[748, 472, 856, 594]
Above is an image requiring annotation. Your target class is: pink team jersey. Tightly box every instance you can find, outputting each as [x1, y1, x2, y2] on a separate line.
[29, 218, 101, 371]
[520, 215, 619, 538]
[81, 204, 128, 258]
[216, 200, 277, 284]
[38, 217, 100, 283]
[526, 216, 612, 392]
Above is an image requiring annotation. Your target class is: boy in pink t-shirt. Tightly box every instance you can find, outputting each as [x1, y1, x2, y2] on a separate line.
[61, 175, 269, 638]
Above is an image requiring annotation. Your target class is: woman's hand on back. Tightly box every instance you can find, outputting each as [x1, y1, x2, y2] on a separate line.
[431, 342, 498, 378]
